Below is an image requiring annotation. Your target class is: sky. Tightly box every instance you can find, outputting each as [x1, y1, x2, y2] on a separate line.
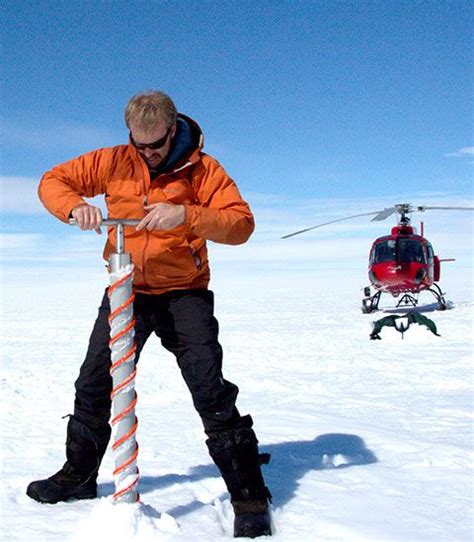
[1, 0, 473, 272]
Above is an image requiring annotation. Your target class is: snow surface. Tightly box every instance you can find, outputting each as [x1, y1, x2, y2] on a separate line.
[1, 257, 473, 541]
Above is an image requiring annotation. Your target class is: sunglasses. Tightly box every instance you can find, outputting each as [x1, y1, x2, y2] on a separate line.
[129, 127, 171, 150]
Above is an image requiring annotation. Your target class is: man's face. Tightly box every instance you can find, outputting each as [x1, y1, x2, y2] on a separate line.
[129, 121, 176, 169]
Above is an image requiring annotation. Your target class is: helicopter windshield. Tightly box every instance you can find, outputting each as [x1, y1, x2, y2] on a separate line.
[372, 238, 426, 264]
[371, 239, 426, 264]
[398, 239, 426, 263]
[372, 240, 396, 263]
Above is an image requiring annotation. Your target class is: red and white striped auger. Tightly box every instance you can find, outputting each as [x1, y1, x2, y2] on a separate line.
[70, 218, 140, 504]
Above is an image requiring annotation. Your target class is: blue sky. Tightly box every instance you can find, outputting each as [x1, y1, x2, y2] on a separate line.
[1, 0, 473, 269]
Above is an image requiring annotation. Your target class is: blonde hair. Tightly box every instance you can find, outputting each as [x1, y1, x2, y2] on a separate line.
[124, 90, 177, 131]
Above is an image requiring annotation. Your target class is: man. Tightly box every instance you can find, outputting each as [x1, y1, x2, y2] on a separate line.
[27, 90, 272, 538]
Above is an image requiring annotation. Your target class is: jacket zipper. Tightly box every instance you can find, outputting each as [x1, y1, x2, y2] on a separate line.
[136, 151, 192, 289]
[140, 169, 151, 290]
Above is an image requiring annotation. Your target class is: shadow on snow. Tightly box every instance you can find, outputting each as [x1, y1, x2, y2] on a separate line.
[98, 433, 377, 518]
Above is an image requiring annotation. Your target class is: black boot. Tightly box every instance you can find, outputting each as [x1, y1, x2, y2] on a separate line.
[206, 415, 272, 538]
[26, 416, 110, 504]
[232, 499, 272, 539]
[26, 462, 98, 504]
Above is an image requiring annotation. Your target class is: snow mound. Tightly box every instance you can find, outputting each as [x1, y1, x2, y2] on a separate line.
[72, 498, 179, 542]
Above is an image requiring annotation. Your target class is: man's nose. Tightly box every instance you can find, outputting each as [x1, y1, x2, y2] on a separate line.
[142, 148, 156, 158]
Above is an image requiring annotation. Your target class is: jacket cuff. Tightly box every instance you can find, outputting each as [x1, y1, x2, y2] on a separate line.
[183, 204, 197, 228]
[64, 198, 88, 222]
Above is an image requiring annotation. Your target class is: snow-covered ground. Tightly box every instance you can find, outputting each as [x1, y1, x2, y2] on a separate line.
[1, 251, 473, 541]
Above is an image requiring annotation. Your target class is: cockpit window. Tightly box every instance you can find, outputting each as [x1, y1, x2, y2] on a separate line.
[371, 239, 426, 264]
[372, 240, 396, 263]
[398, 239, 426, 263]
[426, 242, 434, 261]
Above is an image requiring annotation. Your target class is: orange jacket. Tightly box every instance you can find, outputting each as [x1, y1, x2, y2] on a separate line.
[38, 115, 255, 295]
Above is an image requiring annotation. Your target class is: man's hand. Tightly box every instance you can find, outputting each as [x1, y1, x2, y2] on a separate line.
[136, 203, 185, 232]
[71, 204, 103, 234]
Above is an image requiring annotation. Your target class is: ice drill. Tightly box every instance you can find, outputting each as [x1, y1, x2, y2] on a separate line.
[70, 218, 140, 504]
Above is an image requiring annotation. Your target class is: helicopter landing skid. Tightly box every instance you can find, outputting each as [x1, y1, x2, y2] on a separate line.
[428, 283, 448, 311]
[363, 284, 448, 314]
[396, 293, 419, 308]
[361, 290, 382, 313]
[398, 285, 449, 311]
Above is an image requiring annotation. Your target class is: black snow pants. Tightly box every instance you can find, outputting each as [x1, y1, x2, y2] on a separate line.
[73, 288, 241, 455]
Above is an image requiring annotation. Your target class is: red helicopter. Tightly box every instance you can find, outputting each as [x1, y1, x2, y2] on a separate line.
[282, 203, 473, 313]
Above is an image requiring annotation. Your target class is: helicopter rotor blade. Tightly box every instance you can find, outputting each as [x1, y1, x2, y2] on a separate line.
[281, 211, 382, 239]
[415, 206, 474, 212]
[370, 207, 398, 221]
[281, 203, 474, 239]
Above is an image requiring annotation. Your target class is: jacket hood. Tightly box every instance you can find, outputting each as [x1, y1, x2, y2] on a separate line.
[135, 114, 204, 177]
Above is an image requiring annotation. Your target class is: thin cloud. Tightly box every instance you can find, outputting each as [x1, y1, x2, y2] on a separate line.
[0, 176, 43, 214]
[0, 176, 107, 215]
[444, 146, 474, 159]
[0, 232, 43, 249]
[2, 119, 120, 151]
[0, 231, 105, 266]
